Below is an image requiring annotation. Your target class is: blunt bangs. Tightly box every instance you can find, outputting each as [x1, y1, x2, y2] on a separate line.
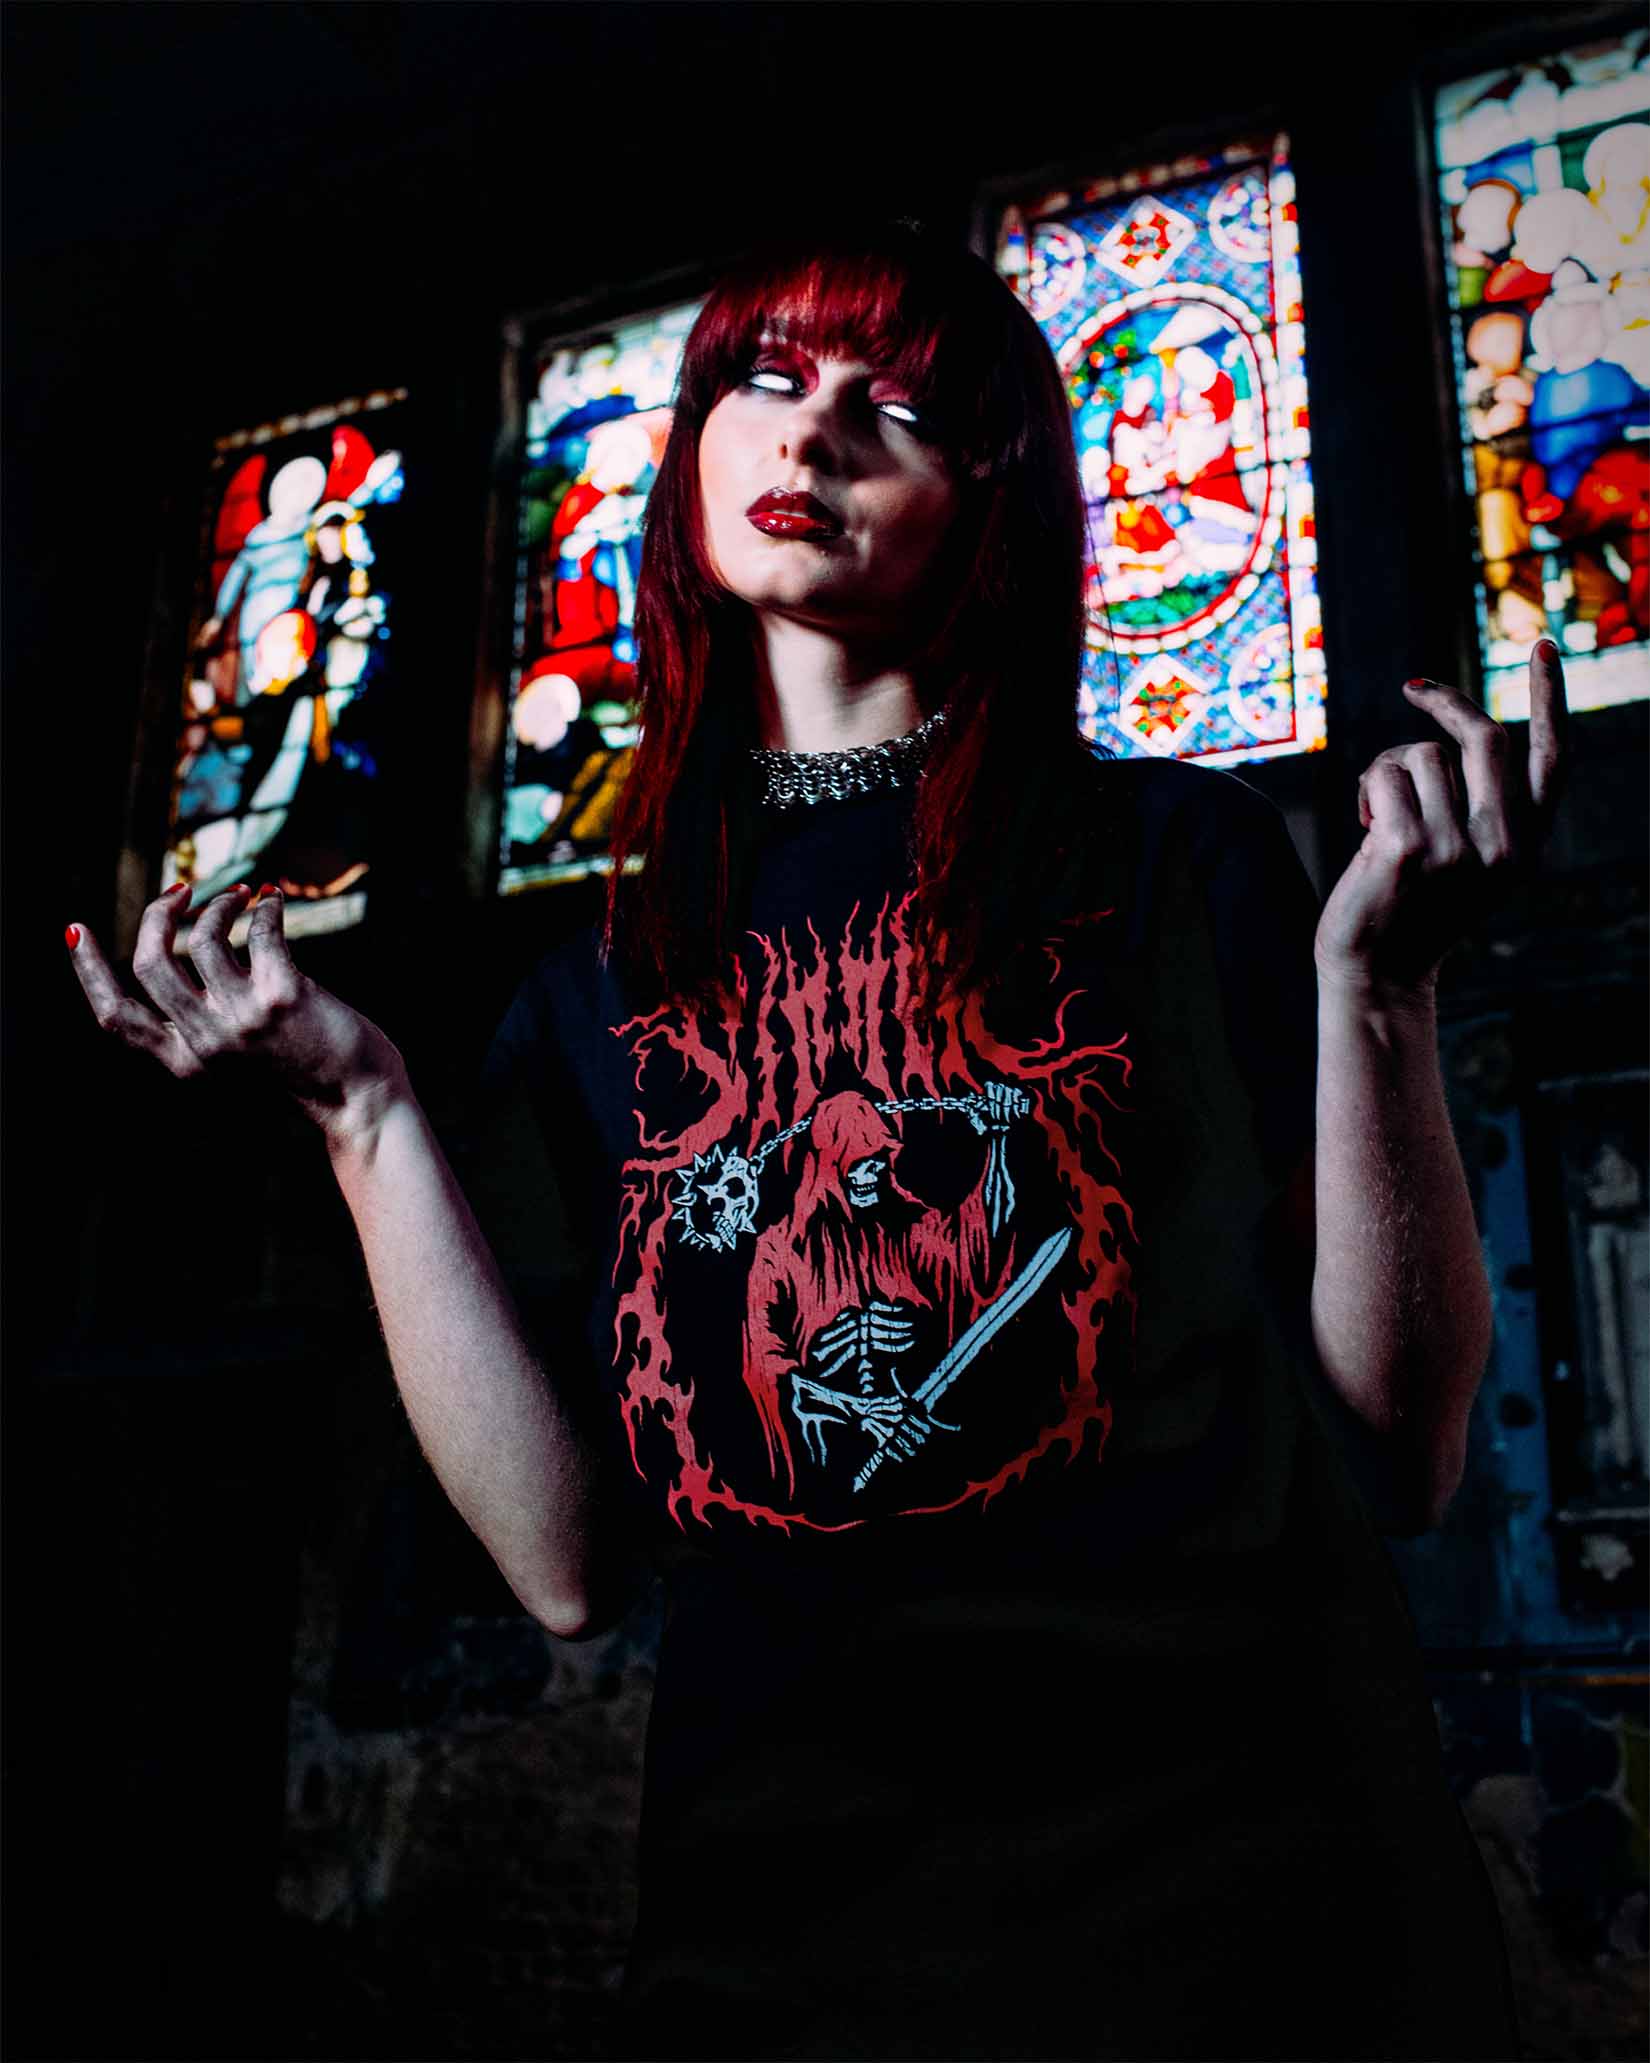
[677, 227, 1033, 474]
[609, 216, 1099, 1018]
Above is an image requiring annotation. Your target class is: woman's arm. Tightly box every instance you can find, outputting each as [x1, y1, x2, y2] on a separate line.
[1304, 981, 1489, 1531]
[325, 1079, 615, 1638]
[68, 881, 620, 1638]
[1304, 641, 1568, 1530]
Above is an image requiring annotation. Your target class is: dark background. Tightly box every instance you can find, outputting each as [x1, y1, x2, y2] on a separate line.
[5, 4, 1646, 2059]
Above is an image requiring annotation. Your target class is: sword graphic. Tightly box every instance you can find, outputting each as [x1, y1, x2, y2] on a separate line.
[851, 1226, 1073, 1493]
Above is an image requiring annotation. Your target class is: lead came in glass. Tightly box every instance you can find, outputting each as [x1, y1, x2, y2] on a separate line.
[500, 300, 702, 894]
[992, 133, 1326, 766]
[165, 392, 405, 941]
[1434, 32, 1650, 721]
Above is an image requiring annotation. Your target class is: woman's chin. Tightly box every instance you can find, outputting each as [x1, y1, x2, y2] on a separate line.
[732, 566, 926, 624]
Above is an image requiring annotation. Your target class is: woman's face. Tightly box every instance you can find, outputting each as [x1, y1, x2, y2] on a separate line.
[696, 335, 962, 639]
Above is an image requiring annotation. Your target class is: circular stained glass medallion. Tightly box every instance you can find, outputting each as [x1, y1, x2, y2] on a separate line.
[1207, 168, 1272, 265]
[1027, 222, 1088, 326]
[1062, 283, 1283, 656]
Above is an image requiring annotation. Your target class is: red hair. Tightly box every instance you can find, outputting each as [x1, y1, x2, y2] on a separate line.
[603, 215, 1112, 1016]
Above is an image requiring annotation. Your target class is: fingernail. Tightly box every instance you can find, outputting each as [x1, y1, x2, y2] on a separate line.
[1403, 678, 1431, 690]
[260, 882, 279, 897]
[168, 880, 191, 898]
[64, 924, 80, 950]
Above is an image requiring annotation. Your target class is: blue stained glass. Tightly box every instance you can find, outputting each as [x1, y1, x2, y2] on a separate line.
[995, 135, 1325, 765]
[500, 300, 701, 894]
[164, 390, 407, 943]
[1435, 32, 1650, 721]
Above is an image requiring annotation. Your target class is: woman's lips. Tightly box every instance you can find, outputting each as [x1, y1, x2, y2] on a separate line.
[746, 490, 842, 538]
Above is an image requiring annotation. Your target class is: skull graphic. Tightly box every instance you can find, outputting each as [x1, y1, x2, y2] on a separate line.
[845, 1155, 887, 1210]
[672, 1145, 761, 1251]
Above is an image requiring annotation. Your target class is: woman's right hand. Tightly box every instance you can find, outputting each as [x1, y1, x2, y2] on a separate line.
[66, 881, 409, 1151]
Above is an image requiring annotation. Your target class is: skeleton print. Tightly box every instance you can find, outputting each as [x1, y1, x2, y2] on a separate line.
[609, 889, 1138, 1535]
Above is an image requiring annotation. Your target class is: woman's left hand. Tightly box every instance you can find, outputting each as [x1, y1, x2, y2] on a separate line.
[1313, 639, 1570, 1002]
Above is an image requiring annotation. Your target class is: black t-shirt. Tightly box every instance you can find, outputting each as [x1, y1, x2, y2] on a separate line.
[476, 754, 1518, 2061]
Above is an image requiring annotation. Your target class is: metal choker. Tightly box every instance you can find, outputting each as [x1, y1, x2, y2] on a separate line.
[749, 706, 947, 810]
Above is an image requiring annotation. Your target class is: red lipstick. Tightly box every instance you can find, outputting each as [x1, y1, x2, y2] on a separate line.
[746, 489, 842, 539]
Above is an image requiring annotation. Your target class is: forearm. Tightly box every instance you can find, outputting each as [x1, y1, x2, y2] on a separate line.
[1310, 980, 1492, 1524]
[326, 1080, 612, 1637]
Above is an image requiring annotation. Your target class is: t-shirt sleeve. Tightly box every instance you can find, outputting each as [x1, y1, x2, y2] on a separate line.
[1186, 771, 1321, 1188]
[456, 943, 612, 1386]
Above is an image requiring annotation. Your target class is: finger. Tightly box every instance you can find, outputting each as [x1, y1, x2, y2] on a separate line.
[1395, 744, 1470, 867]
[186, 883, 254, 999]
[1401, 678, 1516, 868]
[1358, 759, 1427, 870]
[130, 881, 213, 1031]
[64, 922, 204, 1077]
[1526, 638, 1569, 825]
[245, 885, 301, 1005]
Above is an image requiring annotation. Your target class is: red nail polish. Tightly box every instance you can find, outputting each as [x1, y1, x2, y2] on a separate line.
[168, 880, 191, 897]
[1403, 678, 1429, 689]
[260, 883, 278, 896]
[64, 924, 80, 950]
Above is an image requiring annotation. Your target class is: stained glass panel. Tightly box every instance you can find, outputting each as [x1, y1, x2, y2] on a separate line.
[166, 390, 406, 942]
[991, 135, 1325, 764]
[499, 300, 701, 894]
[1435, 33, 1650, 721]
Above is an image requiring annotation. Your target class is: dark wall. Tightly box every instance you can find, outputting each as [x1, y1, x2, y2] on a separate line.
[11, 0, 1644, 1328]
[5, 5, 1645, 2059]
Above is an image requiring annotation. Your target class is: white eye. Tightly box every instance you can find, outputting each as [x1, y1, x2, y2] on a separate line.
[746, 369, 797, 394]
[877, 401, 921, 426]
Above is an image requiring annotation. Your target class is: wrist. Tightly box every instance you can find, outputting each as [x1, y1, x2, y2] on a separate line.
[311, 1051, 416, 1162]
[1313, 958, 1440, 1022]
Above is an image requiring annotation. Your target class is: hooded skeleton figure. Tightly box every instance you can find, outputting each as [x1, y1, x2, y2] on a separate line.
[740, 1090, 1020, 1495]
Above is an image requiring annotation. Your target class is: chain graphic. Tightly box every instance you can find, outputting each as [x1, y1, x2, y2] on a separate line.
[669, 1082, 1031, 1252]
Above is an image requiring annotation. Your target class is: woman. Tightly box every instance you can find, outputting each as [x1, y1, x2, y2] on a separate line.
[68, 219, 1566, 2060]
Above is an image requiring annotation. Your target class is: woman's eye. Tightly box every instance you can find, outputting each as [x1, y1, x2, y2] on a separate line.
[739, 364, 935, 437]
[876, 399, 943, 443]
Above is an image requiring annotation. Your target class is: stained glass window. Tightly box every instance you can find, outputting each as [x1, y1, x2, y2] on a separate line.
[991, 134, 1324, 764]
[499, 301, 701, 894]
[1434, 33, 1650, 722]
[166, 390, 406, 942]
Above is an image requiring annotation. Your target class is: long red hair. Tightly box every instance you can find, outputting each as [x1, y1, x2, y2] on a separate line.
[603, 215, 1112, 1016]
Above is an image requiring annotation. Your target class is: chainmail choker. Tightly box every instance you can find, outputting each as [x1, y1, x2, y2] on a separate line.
[749, 705, 947, 810]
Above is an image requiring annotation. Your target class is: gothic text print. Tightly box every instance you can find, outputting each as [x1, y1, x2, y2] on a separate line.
[610, 892, 1138, 1534]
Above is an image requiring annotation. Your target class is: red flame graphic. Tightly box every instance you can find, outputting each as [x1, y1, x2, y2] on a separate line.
[611, 891, 1136, 1533]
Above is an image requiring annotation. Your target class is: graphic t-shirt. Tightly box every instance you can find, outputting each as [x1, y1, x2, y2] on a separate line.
[478, 754, 1518, 2062]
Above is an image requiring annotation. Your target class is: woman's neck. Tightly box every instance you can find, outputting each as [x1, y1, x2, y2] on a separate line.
[749, 613, 923, 751]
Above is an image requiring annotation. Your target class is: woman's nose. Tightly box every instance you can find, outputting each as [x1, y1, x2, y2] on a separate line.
[777, 394, 846, 471]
